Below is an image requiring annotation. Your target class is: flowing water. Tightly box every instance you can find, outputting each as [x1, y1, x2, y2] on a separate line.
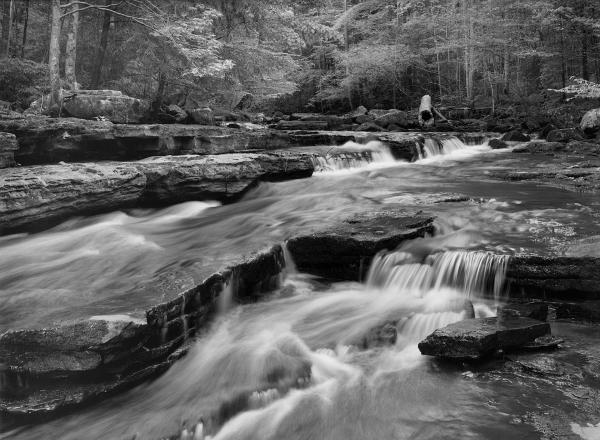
[2, 135, 600, 439]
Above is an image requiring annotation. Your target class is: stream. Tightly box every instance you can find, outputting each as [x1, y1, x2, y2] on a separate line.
[2, 136, 600, 439]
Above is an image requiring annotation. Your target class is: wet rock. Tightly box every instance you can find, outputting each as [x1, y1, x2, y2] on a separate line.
[521, 335, 564, 351]
[276, 120, 329, 131]
[500, 302, 548, 321]
[374, 110, 408, 129]
[501, 131, 531, 142]
[555, 301, 600, 323]
[351, 321, 398, 349]
[0, 131, 18, 168]
[506, 256, 600, 301]
[189, 107, 215, 125]
[287, 211, 434, 280]
[0, 152, 314, 234]
[418, 317, 551, 360]
[546, 128, 584, 143]
[489, 139, 508, 149]
[580, 108, 600, 135]
[62, 90, 149, 123]
[512, 141, 566, 153]
[0, 317, 147, 386]
[138, 152, 314, 204]
[0, 162, 147, 233]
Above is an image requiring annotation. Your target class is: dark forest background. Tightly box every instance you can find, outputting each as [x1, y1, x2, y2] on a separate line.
[1, 0, 599, 115]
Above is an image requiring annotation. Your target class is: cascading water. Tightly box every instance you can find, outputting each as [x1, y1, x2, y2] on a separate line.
[366, 248, 510, 341]
[311, 140, 395, 172]
[415, 135, 489, 159]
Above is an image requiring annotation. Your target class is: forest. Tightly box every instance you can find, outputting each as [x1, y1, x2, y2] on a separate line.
[1, 0, 600, 114]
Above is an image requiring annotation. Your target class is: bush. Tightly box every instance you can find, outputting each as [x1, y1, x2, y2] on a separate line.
[0, 59, 48, 110]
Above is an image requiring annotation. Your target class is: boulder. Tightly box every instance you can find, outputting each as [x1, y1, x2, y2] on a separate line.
[355, 121, 385, 132]
[349, 105, 368, 119]
[234, 92, 254, 111]
[62, 90, 149, 123]
[374, 110, 409, 129]
[418, 317, 551, 360]
[355, 114, 374, 124]
[159, 104, 188, 124]
[501, 130, 530, 142]
[539, 123, 558, 140]
[580, 108, 600, 135]
[0, 132, 18, 168]
[368, 109, 391, 118]
[189, 107, 215, 125]
[489, 139, 508, 150]
[546, 128, 584, 143]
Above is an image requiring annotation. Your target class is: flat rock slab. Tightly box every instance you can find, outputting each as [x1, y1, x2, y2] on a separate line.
[287, 210, 434, 280]
[418, 317, 551, 360]
[0, 152, 314, 234]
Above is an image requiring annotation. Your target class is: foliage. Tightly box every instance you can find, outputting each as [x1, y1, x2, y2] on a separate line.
[550, 77, 600, 100]
[0, 58, 48, 109]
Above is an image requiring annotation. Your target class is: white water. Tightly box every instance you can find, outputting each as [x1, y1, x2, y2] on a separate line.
[416, 136, 489, 160]
[311, 140, 396, 172]
[11, 231, 511, 440]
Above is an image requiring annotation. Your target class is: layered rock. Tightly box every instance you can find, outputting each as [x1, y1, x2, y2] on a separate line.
[0, 152, 314, 234]
[418, 317, 551, 360]
[287, 211, 435, 280]
[506, 255, 600, 300]
[0, 244, 288, 422]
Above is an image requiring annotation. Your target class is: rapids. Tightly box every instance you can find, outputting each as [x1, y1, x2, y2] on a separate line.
[2, 136, 600, 439]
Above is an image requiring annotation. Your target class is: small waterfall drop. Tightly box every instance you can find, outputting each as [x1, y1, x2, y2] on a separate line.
[312, 140, 395, 172]
[366, 249, 509, 340]
[415, 135, 489, 159]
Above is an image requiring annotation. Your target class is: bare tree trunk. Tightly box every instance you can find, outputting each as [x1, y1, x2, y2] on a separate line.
[2, 0, 14, 57]
[49, 0, 62, 114]
[65, 4, 79, 90]
[503, 47, 509, 95]
[91, 0, 112, 89]
[344, 0, 352, 110]
[21, 0, 29, 58]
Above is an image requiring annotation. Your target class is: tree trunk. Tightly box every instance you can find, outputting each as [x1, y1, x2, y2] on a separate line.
[581, 30, 589, 80]
[21, 0, 29, 58]
[91, 0, 112, 89]
[48, 0, 62, 114]
[65, 4, 79, 90]
[2, 0, 14, 57]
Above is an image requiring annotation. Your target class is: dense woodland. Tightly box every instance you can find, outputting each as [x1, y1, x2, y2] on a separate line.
[1, 0, 600, 114]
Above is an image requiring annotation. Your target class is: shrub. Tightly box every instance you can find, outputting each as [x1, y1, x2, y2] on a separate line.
[0, 59, 48, 110]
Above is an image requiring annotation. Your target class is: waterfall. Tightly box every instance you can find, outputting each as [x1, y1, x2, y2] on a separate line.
[366, 249, 510, 340]
[367, 250, 509, 302]
[311, 140, 395, 172]
[415, 135, 488, 159]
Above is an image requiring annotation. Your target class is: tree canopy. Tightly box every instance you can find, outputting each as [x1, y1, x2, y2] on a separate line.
[0, 0, 599, 112]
